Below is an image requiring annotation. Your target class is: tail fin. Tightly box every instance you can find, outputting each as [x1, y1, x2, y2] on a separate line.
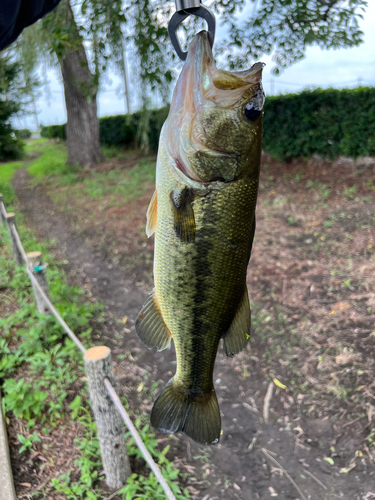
[150, 378, 221, 445]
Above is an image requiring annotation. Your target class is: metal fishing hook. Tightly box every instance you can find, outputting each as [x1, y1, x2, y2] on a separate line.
[168, 0, 216, 61]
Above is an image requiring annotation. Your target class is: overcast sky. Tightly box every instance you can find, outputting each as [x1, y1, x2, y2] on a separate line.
[20, 1, 375, 130]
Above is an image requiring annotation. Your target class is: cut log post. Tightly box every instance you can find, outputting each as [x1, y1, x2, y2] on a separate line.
[6, 213, 24, 266]
[27, 252, 51, 315]
[84, 346, 130, 489]
[0, 194, 6, 227]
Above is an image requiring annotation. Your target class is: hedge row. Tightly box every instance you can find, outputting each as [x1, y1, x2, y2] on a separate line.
[41, 87, 375, 159]
[40, 123, 67, 141]
[15, 128, 32, 140]
[263, 87, 375, 160]
[40, 106, 169, 152]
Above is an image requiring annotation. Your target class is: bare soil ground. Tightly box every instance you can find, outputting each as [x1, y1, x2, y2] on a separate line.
[10, 151, 375, 500]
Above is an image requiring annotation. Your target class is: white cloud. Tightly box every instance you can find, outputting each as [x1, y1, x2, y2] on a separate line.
[261, 1, 375, 94]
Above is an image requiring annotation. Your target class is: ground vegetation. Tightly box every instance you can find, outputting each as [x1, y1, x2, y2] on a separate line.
[1, 138, 374, 499]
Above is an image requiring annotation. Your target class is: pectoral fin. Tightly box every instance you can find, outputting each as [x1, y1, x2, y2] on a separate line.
[135, 290, 171, 351]
[223, 287, 251, 357]
[170, 188, 195, 243]
[146, 190, 158, 237]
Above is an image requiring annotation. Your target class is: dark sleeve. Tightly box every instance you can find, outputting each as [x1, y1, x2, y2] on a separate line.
[0, 0, 62, 51]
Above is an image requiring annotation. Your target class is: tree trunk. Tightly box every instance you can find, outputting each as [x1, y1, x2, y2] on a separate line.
[59, 0, 104, 167]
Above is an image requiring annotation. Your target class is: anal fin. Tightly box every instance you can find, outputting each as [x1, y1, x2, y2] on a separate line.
[223, 287, 251, 357]
[135, 289, 171, 351]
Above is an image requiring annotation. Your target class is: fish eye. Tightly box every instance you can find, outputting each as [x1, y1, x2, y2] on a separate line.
[243, 102, 261, 122]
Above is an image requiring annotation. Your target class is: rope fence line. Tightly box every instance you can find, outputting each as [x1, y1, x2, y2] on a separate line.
[0, 196, 7, 224]
[104, 379, 177, 500]
[1, 194, 177, 500]
[26, 269, 87, 355]
[10, 223, 29, 264]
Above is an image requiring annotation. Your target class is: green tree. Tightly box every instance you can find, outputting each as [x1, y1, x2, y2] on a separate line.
[13, 0, 130, 167]
[12, 28, 42, 132]
[19, 0, 174, 166]
[215, 0, 367, 72]
[40, 0, 110, 166]
[15, 0, 368, 166]
[0, 53, 35, 160]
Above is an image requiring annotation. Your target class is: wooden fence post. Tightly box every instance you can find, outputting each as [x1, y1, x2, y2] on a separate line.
[84, 346, 131, 489]
[0, 194, 6, 228]
[27, 251, 51, 315]
[6, 213, 24, 266]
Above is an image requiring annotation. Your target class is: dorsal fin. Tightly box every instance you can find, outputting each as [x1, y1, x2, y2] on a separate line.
[146, 190, 157, 237]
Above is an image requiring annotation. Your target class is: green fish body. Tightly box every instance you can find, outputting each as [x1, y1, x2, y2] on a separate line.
[136, 31, 264, 445]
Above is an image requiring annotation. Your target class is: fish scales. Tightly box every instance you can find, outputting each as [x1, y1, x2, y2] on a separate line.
[135, 31, 264, 444]
[155, 140, 258, 393]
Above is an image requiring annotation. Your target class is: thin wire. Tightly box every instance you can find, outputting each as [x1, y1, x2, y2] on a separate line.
[103, 379, 177, 500]
[10, 223, 28, 263]
[26, 268, 87, 354]
[8, 222, 87, 353]
[6, 211, 177, 497]
[0, 201, 7, 220]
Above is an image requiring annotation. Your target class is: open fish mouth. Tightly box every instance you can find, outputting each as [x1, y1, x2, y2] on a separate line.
[172, 30, 263, 108]
[164, 31, 264, 184]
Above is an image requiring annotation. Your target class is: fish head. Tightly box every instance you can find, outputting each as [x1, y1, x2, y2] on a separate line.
[165, 31, 265, 184]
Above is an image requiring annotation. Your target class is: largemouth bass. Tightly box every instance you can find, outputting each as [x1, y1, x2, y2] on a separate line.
[135, 31, 264, 445]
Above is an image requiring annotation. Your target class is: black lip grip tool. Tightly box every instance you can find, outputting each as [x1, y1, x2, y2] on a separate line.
[168, 0, 216, 61]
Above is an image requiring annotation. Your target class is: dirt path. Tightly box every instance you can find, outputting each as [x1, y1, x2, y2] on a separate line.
[12, 167, 375, 500]
[13, 168, 146, 322]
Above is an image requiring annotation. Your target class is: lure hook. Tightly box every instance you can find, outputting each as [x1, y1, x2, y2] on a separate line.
[168, 0, 216, 61]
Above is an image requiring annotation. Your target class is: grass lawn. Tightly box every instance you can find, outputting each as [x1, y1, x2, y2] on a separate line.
[0, 140, 190, 500]
[3, 137, 375, 498]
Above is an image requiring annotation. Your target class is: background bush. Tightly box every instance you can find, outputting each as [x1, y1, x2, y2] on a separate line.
[40, 88, 375, 160]
[41, 123, 66, 141]
[15, 128, 32, 140]
[41, 106, 170, 152]
[263, 87, 375, 160]
[99, 114, 136, 146]
[147, 106, 169, 151]
[0, 133, 24, 160]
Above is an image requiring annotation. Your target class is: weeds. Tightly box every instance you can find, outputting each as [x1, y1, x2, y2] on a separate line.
[23, 140, 156, 213]
[26, 139, 69, 179]
[305, 180, 331, 201]
[323, 214, 336, 228]
[288, 216, 298, 226]
[50, 398, 103, 500]
[0, 160, 23, 203]
[17, 432, 41, 453]
[102, 144, 127, 159]
[83, 158, 155, 204]
[0, 198, 189, 497]
[343, 185, 357, 200]
[0, 219, 100, 433]
[2, 378, 49, 423]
